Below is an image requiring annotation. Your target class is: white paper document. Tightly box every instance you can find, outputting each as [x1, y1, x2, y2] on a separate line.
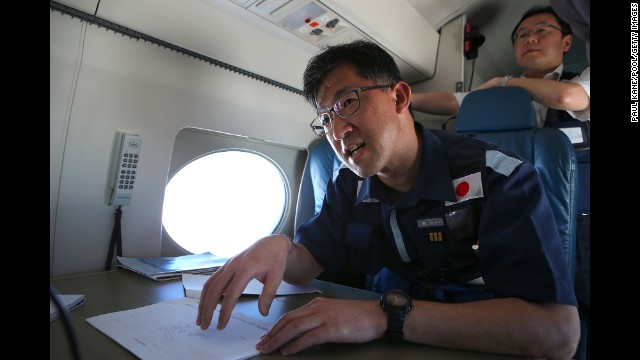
[50, 294, 85, 321]
[116, 252, 228, 281]
[182, 273, 322, 298]
[87, 297, 269, 360]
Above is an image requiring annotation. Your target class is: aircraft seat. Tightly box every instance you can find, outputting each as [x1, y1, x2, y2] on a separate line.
[455, 87, 585, 360]
[295, 139, 370, 289]
[295, 139, 341, 232]
[456, 87, 578, 279]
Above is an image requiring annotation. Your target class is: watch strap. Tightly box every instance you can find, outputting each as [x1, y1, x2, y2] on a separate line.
[381, 290, 412, 342]
[501, 75, 513, 87]
[385, 312, 407, 341]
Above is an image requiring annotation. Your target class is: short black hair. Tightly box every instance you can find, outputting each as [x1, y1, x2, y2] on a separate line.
[510, 5, 572, 45]
[302, 40, 402, 108]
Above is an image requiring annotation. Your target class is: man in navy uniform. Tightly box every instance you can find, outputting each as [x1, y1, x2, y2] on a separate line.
[197, 40, 580, 360]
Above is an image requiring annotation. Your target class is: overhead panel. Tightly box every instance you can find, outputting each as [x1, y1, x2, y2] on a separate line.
[226, 0, 438, 83]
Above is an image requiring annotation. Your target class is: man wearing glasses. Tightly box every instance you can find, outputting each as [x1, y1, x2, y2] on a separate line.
[411, 5, 590, 128]
[197, 40, 580, 360]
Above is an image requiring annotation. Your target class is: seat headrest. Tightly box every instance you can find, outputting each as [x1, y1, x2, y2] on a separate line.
[456, 87, 537, 132]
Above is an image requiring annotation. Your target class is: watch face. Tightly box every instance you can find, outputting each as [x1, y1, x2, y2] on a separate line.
[385, 292, 408, 306]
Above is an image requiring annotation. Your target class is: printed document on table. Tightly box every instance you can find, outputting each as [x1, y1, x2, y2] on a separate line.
[87, 297, 269, 360]
[182, 273, 322, 298]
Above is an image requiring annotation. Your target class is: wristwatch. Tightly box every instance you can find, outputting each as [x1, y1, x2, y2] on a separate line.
[380, 289, 412, 341]
[501, 75, 513, 87]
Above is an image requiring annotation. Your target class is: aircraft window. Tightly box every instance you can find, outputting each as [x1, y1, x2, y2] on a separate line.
[162, 150, 287, 258]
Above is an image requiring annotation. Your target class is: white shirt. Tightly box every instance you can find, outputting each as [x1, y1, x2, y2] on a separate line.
[454, 64, 591, 127]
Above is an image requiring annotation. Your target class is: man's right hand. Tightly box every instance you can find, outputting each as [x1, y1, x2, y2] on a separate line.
[196, 234, 292, 330]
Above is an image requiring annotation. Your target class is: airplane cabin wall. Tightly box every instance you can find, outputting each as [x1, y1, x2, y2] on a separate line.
[50, 0, 468, 278]
[411, 15, 466, 130]
[50, 0, 319, 277]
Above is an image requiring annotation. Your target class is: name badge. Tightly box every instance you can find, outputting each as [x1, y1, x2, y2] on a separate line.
[417, 217, 443, 228]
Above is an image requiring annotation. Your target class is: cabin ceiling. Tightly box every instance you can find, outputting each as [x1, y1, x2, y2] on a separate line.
[55, 0, 587, 89]
[212, 0, 588, 84]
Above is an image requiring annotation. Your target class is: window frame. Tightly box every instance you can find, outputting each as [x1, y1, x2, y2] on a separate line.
[161, 127, 307, 257]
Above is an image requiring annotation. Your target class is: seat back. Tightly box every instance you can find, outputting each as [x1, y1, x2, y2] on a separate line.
[294, 139, 342, 231]
[456, 87, 578, 281]
[295, 140, 371, 289]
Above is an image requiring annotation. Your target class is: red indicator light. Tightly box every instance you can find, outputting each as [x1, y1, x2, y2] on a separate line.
[309, 21, 320, 28]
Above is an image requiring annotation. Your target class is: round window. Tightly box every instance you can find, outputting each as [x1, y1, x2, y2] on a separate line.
[162, 150, 287, 257]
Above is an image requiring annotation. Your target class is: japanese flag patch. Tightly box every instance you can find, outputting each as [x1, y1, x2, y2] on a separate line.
[446, 172, 484, 205]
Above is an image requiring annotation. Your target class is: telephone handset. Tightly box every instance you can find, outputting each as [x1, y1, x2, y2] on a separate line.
[108, 132, 143, 206]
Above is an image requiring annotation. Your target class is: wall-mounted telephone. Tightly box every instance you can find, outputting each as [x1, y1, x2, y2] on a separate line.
[108, 132, 143, 206]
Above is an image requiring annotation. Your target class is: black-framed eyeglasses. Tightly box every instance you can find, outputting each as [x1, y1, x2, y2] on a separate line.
[309, 84, 395, 137]
[512, 22, 564, 43]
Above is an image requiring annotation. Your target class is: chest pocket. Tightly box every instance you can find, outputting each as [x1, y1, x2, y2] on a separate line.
[441, 198, 483, 282]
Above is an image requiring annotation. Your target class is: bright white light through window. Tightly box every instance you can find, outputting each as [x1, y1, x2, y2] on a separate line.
[162, 150, 287, 258]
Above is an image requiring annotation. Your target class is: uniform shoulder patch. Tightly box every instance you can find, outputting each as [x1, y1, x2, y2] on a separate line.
[485, 150, 522, 177]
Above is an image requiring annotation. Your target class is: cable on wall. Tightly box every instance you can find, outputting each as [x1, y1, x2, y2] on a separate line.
[49, 1, 303, 96]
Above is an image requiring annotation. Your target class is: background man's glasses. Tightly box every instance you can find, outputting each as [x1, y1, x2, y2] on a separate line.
[512, 22, 563, 43]
[309, 84, 394, 137]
